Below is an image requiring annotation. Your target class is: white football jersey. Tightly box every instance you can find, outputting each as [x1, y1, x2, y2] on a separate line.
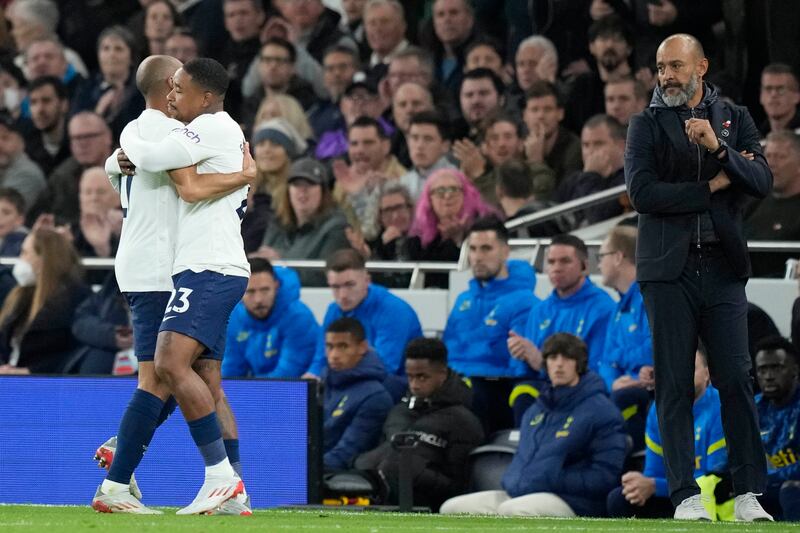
[107, 109, 182, 292]
[120, 111, 250, 278]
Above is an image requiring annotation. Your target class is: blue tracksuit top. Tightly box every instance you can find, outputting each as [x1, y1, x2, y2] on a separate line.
[443, 260, 538, 377]
[501, 371, 627, 516]
[322, 350, 394, 470]
[307, 283, 423, 376]
[222, 267, 320, 378]
[756, 387, 800, 486]
[644, 386, 727, 498]
[511, 277, 616, 377]
[597, 281, 653, 390]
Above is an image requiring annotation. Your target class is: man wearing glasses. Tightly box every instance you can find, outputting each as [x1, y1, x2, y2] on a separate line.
[758, 63, 800, 138]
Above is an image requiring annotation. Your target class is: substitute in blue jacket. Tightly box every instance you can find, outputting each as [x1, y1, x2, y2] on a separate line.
[222, 259, 320, 378]
[507, 235, 615, 419]
[444, 217, 538, 377]
[754, 336, 800, 521]
[607, 349, 727, 518]
[441, 333, 627, 517]
[596, 226, 654, 451]
[322, 317, 394, 471]
[306, 249, 423, 377]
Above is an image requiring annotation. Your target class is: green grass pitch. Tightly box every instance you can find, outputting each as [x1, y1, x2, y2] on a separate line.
[0, 506, 798, 533]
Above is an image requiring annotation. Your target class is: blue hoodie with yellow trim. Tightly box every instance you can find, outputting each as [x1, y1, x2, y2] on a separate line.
[644, 386, 727, 497]
[512, 277, 615, 377]
[443, 260, 538, 377]
[222, 266, 320, 378]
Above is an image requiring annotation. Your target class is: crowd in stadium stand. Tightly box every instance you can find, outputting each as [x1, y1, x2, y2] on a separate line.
[0, 0, 798, 519]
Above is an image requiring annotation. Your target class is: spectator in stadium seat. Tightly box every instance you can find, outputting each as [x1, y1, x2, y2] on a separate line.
[164, 28, 200, 65]
[219, 0, 265, 122]
[390, 82, 434, 168]
[309, 45, 360, 139]
[424, 0, 480, 94]
[406, 168, 497, 286]
[522, 81, 583, 192]
[71, 26, 145, 142]
[274, 0, 356, 67]
[23, 37, 84, 104]
[0, 228, 90, 374]
[0, 112, 46, 214]
[443, 216, 537, 432]
[305, 248, 423, 378]
[32, 111, 112, 227]
[505, 36, 558, 113]
[70, 166, 122, 258]
[466, 112, 525, 207]
[607, 348, 727, 518]
[222, 259, 320, 378]
[384, 47, 458, 121]
[23, 76, 71, 177]
[322, 317, 394, 471]
[253, 92, 315, 144]
[70, 271, 130, 375]
[355, 337, 485, 510]
[555, 114, 627, 228]
[334, 116, 406, 241]
[464, 38, 508, 84]
[758, 64, 800, 138]
[507, 234, 615, 420]
[257, 158, 351, 285]
[754, 336, 800, 521]
[0, 59, 26, 120]
[494, 159, 562, 238]
[399, 111, 455, 201]
[143, 0, 181, 57]
[0, 188, 28, 258]
[348, 183, 415, 263]
[596, 226, 653, 450]
[440, 333, 627, 517]
[453, 68, 504, 145]
[340, 0, 368, 56]
[363, 0, 409, 80]
[604, 75, 649, 126]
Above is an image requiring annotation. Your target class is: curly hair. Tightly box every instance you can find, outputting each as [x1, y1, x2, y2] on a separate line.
[409, 168, 497, 247]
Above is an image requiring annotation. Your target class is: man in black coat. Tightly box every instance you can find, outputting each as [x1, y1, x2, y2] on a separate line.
[354, 337, 484, 511]
[625, 33, 772, 521]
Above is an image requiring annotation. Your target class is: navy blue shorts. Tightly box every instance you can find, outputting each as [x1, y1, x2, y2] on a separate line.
[159, 270, 248, 359]
[125, 291, 172, 362]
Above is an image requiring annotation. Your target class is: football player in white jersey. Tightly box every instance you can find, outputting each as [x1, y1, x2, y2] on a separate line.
[92, 56, 254, 516]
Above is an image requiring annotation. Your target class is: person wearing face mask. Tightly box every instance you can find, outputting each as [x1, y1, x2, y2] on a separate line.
[0, 228, 90, 374]
[354, 337, 484, 511]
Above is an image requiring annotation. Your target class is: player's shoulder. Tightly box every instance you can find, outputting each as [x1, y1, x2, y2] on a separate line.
[184, 112, 242, 143]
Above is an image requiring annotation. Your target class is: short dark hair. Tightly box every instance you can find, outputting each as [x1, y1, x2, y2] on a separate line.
[182, 57, 229, 96]
[606, 74, 648, 102]
[408, 110, 449, 141]
[323, 44, 361, 70]
[460, 67, 505, 98]
[542, 333, 588, 375]
[484, 111, 524, 139]
[263, 36, 296, 63]
[583, 113, 626, 141]
[248, 257, 275, 277]
[496, 159, 534, 199]
[327, 317, 366, 342]
[348, 115, 388, 139]
[0, 187, 26, 214]
[588, 14, 633, 47]
[326, 248, 366, 272]
[404, 337, 448, 367]
[762, 63, 799, 85]
[28, 75, 66, 100]
[525, 80, 564, 108]
[550, 234, 588, 262]
[467, 215, 509, 244]
[755, 335, 799, 365]
[465, 37, 504, 63]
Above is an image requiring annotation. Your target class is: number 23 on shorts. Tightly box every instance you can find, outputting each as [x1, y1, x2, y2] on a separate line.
[165, 288, 193, 314]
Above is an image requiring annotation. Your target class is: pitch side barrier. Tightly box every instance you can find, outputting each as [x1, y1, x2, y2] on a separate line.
[0, 376, 322, 507]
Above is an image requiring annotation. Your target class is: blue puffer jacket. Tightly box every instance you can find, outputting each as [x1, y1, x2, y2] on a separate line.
[512, 277, 616, 377]
[597, 282, 653, 391]
[308, 284, 423, 376]
[222, 267, 320, 378]
[756, 387, 800, 488]
[501, 371, 627, 516]
[323, 350, 395, 470]
[443, 260, 538, 377]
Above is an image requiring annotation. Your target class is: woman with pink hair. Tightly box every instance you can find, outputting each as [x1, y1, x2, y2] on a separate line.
[406, 168, 499, 286]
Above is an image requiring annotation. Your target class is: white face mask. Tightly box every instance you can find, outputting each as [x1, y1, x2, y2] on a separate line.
[3, 87, 21, 112]
[12, 260, 36, 287]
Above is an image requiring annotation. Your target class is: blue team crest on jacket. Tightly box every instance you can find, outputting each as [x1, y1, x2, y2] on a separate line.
[484, 306, 499, 327]
[236, 331, 249, 342]
[332, 395, 348, 417]
[539, 318, 551, 330]
[459, 299, 471, 312]
[628, 323, 638, 333]
[263, 332, 276, 359]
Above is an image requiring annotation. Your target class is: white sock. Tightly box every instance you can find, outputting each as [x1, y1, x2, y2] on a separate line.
[205, 457, 236, 480]
[100, 479, 129, 495]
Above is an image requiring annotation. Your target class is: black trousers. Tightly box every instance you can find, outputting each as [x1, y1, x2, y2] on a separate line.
[640, 246, 767, 506]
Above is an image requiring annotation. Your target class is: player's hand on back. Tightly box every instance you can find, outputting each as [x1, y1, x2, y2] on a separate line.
[118, 149, 136, 176]
[242, 142, 257, 185]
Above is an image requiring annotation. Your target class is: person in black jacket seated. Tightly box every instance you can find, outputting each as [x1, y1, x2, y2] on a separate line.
[0, 228, 90, 374]
[355, 337, 484, 510]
